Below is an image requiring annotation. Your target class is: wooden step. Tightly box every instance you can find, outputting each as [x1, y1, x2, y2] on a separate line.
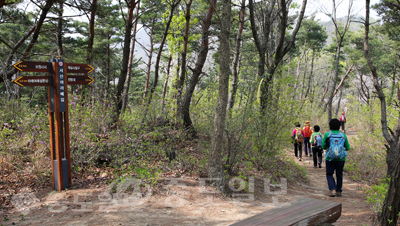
[230, 198, 341, 226]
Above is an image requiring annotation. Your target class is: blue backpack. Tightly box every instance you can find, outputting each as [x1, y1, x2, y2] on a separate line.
[314, 134, 322, 148]
[326, 131, 347, 161]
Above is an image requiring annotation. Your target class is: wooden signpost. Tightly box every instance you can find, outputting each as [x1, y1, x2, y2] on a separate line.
[13, 59, 94, 191]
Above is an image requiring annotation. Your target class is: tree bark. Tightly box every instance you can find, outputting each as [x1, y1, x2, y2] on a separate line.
[364, 1, 400, 225]
[56, 0, 64, 57]
[86, 0, 97, 64]
[147, 0, 180, 106]
[304, 50, 315, 100]
[106, 34, 111, 94]
[249, 0, 307, 112]
[143, 21, 155, 101]
[122, 0, 141, 113]
[162, 55, 173, 106]
[227, 0, 245, 113]
[115, 0, 137, 116]
[180, 0, 217, 134]
[208, 0, 231, 194]
[177, 0, 193, 95]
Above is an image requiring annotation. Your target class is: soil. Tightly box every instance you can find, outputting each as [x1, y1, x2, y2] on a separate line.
[0, 129, 374, 226]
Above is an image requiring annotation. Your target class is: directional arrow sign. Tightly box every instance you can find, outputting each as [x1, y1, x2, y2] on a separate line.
[66, 63, 94, 74]
[13, 76, 50, 87]
[13, 61, 49, 72]
[67, 75, 94, 85]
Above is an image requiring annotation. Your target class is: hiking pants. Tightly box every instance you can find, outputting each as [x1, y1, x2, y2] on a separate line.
[341, 122, 345, 131]
[304, 137, 311, 155]
[312, 147, 323, 166]
[326, 160, 345, 192]
[294, 142, 302, 159]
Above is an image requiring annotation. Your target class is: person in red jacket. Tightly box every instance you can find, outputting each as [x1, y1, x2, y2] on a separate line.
[339, 113, 346, 132]
[303, 121, 313, 157]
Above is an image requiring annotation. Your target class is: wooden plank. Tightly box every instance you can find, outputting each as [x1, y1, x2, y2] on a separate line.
[230, 198, 341, 226]
[53, 61, 64, 192]
[48, 85, 55, 190]
[64, 71, 72, 185]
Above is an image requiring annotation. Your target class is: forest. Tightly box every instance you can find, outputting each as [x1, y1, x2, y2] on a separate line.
[0, 0, 400, 225]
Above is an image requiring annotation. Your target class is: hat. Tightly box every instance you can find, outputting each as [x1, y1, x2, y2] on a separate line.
[304, 121, 310, 125]
[342, 113, 344, 115]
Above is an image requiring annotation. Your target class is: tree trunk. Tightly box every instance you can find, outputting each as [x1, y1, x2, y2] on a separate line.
[227, 0, 245, 113]
[180, 0, 217, 134]
[300, 50, 309, 100]
[56, 0, 64, 57]
[304, 50, 315, 100]
[327, 43, 341, 121]
[335, 89, 342, 117]
[364, 1, 400, 225]
[143, 21, 155, 102]
[122, 0, 141, 113]
[115, 0, 137, 116]
[162, 55, 173, 107]
[177, 0, 193, 104]
[86, 0, 97, 64]
[147, 0, 180, 106]
[208, 0, 231, 194]
[106, 34, 111, 94]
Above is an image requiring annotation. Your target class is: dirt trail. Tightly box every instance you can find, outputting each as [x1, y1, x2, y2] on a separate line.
[1, 130, 373, 226]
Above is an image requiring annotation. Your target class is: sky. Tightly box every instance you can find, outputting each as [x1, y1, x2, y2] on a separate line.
[307, 0, 381, 21]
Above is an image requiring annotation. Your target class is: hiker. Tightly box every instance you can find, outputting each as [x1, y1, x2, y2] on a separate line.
[292, 123, 305, 161]
[303, 121, 313, 157]
[339, 113, 346, 132]
[310, 125, 323, 168]
[322, 119, 350, 197]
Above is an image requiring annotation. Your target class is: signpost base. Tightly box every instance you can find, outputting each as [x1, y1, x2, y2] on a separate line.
[53, 159, 70, 190]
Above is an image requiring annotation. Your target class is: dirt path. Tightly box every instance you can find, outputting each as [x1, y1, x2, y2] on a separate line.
[1, 130, 373, 226]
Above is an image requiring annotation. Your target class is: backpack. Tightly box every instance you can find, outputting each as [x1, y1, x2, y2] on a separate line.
[340, 115, 346, 122]
[326, 131, 347, 161]
[313, 134, 322, 148]
[304, 126, 312, 138]
[295, 128, 303, 142]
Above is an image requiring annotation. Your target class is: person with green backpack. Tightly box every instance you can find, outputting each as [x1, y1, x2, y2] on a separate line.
[310, 125, 323, 168]
[322, 119, 350, 197]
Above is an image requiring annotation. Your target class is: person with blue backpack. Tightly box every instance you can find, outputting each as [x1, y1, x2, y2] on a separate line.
[322, 119, 350, 197]
[310, 125, 323, 168]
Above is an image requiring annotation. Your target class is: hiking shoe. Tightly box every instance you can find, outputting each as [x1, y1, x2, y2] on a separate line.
[318, 163, 322, 168]
[299, 158, 302, 161]
[329, 190, 336, 197]
[336, 192, 342, 197]
[310, 154, 313, 157]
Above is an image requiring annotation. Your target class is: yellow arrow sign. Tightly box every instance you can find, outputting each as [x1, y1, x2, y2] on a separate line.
[13, 61, 49, 72]
[66, 63, 95, 74]
[13, 76, 23, 86]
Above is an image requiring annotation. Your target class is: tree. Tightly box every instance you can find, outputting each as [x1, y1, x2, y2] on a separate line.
[227, 0, 246, 113]
[317, 0, 353, 121]
[1, 0, 57, 83]
[248, 0, 307, 114]
[180, 0, 217, 134]
[365, 0, 400, 225]
[208, 0, 231, 193]
[146, 0, 181, 106]
[122, 0, 141, 112]
[115, 0, 138, 116]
